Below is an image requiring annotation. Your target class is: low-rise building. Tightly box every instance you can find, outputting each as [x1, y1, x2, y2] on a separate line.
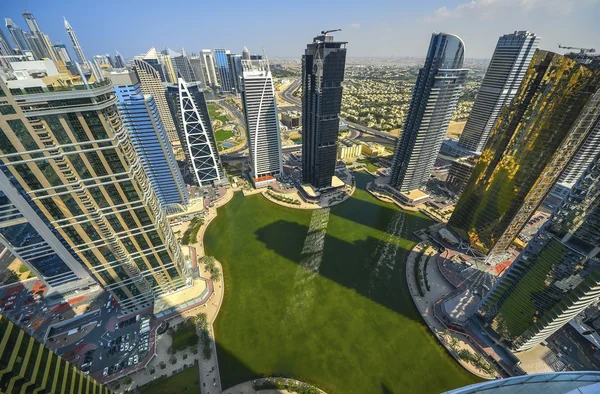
[361, 141, 387, 157]
[281, 110, 301, 129]
[337, 139, 361, 159]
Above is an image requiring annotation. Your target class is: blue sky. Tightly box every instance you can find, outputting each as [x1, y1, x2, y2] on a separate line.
[2, 0, 599, 60]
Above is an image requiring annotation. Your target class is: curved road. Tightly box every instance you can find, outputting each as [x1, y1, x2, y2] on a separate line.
[280, 79, 398, 142]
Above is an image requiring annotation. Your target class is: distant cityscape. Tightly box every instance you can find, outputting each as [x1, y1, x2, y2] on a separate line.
[1, 4, 600, 394]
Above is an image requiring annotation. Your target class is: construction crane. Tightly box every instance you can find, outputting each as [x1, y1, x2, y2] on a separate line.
[321, 29, 342, 36]
[558, 44, 596, 54]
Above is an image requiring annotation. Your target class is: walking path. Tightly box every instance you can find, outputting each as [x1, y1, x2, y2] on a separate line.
[405, 243, 496, 380]
[222, 377, 326, 394]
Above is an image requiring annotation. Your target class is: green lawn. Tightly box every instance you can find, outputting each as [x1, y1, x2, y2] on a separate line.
[141, 365, 200, 394]
[215, 129, 234, 142]
[171, 323, 199, 351]
[205, 172, 481, 394]
[207, 104, 228, 123]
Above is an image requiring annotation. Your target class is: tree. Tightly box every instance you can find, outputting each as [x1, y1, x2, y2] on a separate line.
[169, 355, 177, 365]
[211, 268, 221, 282]
[189, 313, 208, 331]
[123, 376, 132, 385]
[159, 361, 166, 369]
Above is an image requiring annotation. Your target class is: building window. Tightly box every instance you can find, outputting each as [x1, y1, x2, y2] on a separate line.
[8, 119, 38, 151]
[65, 113, 89, 142]
[42, 115, 72, 144]
[82, 111, 109, 139]
[0, 103, 16, 115]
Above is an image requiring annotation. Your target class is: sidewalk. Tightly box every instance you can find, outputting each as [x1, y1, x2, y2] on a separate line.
[405, 244, 495, 380]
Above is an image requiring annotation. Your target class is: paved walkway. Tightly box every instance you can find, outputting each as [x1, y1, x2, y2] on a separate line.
[222, 378, 325, 394]
[405, 244, 495, 380]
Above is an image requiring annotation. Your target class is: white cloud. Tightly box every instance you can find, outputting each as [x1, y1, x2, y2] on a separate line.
[421, 0, 600, 22]
[351, 23, 361, 29]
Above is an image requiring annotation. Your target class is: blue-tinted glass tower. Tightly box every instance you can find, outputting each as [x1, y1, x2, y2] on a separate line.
[214, 48, 233, 93]
[111, 71, 189, 211]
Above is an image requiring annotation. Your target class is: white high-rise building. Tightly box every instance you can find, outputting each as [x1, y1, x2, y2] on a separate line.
[241, 58, 283, 182]
[63, 17, 89, 68]
[458, 31, 539, 154]
[201, 49, 218, 88]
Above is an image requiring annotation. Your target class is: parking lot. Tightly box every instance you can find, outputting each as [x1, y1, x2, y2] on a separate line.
[89, 315, 152, 379]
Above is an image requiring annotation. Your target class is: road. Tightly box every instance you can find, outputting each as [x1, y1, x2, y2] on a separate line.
[280, 79, 398, 142]
[214, 99, 248, 157]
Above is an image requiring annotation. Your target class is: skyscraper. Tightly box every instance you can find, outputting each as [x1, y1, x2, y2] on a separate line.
[111, 70, 189, 211]
[215, 48, 233, 92]
[0, 27, 14, 68]
[63, 17, 89, 68]
[0, 171, 94, 293]
[166, 78, 225, 186]
[133, 58, 181, 153]
[5, 18, 31, 54]
[165, 47, 196, 83]
[448, 51, 600, 258]
[458, 31, 539, 154]
[0, 316, 113, 393]
[242, 46, 251, 60]
[389, 33, 468, 192]
[189, 55, 207, 88]
[479, 151, 600, 351]
[114, 51, 125, 68]
[201, 49, 218, 88]
[241, 57, 283, 183]
[139, 47, 169, 82]
[53, 42, 72, 65]
[301, 31, 347, 189]
[22, 10, 56, 62]
[0, 74, 187, 311]
[232, 54, 243, 92]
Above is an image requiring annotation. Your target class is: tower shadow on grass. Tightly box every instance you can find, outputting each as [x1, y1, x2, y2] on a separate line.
[254, 219, 422, 322]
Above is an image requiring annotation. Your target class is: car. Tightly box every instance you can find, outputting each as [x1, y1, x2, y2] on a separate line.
[133, 355, 139, 364]
[128, 357, 133, 366]
[8, 296, 16, 301]
[115, 323, 119, 330]
[5, 301, 13, 306]
[120, 343, 124, 351]
[103, 367, 108, 377]
[114, 363, 119, 371]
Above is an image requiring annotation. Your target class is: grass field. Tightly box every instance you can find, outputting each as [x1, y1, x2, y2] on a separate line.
[215, 129, 234, 142]
[141, 366, 200, 394]
[207, 104, 228, 123]
[171, 323, 199, 351]
[205, 172, 481, 394]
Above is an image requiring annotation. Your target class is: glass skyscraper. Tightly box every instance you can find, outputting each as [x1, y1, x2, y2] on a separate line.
[241, 57, 283, 181]
[0, 75, 186, 312]
[448, 51, 600, 258]
[166, 79, 225, 186]
[457, 31, 539, 154]
[111, 70, 189, 211]
[64, 17, 88, 68]
[389, 32, 468, 192]
[301, 32, 347, 189]
[133, 58, 181, 156]
[214, 48, 233, 93]
[479, 151, 600, 351]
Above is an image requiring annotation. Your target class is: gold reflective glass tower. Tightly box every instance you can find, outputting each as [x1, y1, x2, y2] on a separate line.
[0, 77, 187, 312]
[0, 315, 112, 393]
[448, 50, 600, 259]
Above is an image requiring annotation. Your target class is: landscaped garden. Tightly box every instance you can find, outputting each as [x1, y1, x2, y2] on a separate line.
[205, 172, 481, 394]
[215, 129, 234, 141]
[207, 104, 228, 123]
[140, 365, 200, 394]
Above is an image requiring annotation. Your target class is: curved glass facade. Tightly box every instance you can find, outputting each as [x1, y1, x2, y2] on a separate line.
[449, 50, 600, 256]
[390, 32, 468, 192]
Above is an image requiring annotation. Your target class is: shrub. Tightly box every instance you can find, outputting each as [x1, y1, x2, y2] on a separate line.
[169, 355, 177, 365]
